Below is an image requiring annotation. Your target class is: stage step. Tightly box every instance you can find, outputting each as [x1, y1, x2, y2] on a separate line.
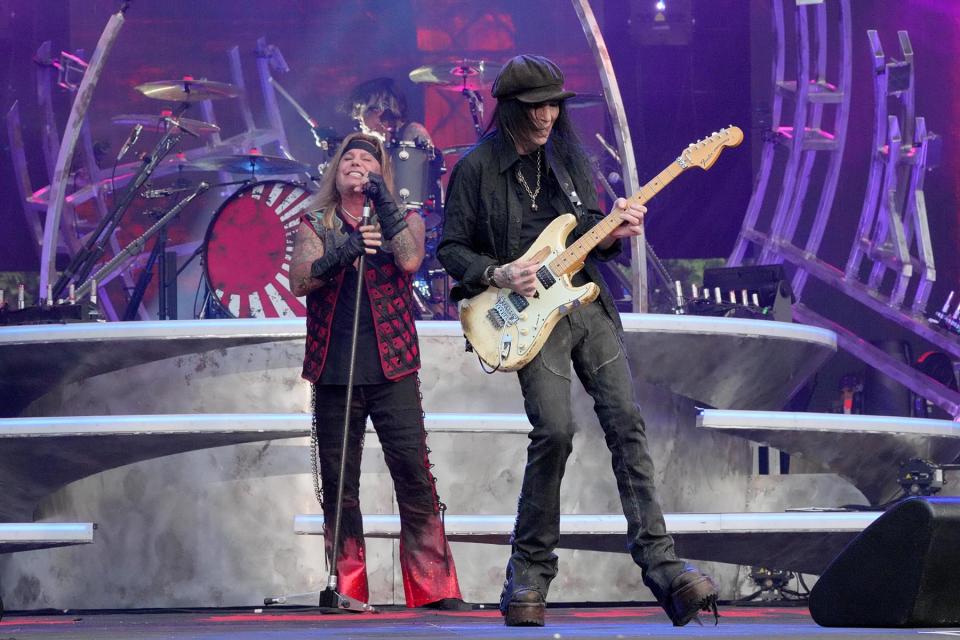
[0, 522, 94, 554]
[0, 413, 530, 522]
[697, 409, 960, 505]
[294, 511, 879, 576]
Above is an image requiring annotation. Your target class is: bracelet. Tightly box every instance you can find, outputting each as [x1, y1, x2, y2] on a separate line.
[484, 264, 499, 288]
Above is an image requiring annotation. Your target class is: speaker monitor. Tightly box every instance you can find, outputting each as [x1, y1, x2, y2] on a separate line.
[810, 497, 960, 627]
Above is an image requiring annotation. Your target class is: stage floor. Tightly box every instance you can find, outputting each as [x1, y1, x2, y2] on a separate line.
[0, 605, 951, 639]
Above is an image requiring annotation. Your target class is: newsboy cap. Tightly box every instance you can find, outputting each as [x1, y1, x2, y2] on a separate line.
[491, 54, 576, 103]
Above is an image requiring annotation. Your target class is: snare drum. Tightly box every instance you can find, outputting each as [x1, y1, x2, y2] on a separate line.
[388, 140, 443, 228]
[202, 180, 313, 318]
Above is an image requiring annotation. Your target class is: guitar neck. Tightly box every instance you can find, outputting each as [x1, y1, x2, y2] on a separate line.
[550, 160, 685, 276]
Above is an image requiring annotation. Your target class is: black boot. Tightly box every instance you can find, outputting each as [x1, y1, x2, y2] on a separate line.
[663, 568, 719, 627]
[504, 589, 545, 627]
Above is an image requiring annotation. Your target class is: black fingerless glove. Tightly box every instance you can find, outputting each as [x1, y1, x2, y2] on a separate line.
[310, 231, 365, 279]
[363, 172, 408, 241]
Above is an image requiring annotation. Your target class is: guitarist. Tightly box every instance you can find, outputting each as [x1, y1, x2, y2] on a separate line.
[438, 55, 719, 628]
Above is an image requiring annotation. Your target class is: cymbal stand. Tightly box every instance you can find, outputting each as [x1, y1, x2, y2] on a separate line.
[74, 181, 210, 300]
[53, 103, 190, 299]
[121, 209, 171, 321]
[462, 88, 484, 139]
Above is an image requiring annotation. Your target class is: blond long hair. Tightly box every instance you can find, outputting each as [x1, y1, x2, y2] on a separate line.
[311, 132, 395, 230]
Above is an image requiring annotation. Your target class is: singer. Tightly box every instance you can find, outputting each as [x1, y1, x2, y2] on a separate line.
[288, 132, 468, 610]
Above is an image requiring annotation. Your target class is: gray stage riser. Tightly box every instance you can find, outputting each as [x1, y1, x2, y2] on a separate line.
[0, 318, 841, 609]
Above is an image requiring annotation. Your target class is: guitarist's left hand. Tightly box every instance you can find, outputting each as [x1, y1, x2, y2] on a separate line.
[602, 198, 646, 247]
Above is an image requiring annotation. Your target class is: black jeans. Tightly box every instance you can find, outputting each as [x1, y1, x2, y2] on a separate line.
[502, 302, 687, 608]
[313, 374, 461, 607]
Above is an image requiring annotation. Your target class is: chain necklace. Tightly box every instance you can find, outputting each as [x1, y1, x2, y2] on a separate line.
[340, 205, 363, 223]
[516, 147, 542, 211]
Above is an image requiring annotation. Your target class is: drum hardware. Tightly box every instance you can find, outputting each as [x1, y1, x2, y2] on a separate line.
[112, 113, 221, 135]
[135, 77, 242, 103]
[410, 59, 502, 140]
[52, 102, 194, 299]
[122, 207, 179, 321]
[441, 144, 475, 156]
[74, 181, 210, 301]
[267, 76, 343, 155]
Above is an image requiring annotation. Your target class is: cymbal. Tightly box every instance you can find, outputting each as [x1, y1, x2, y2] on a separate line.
[409, 59, 501, 92]
[112, 114, 221, 135]
[567, 93, 606, 109]
[135, 78, 241, 103]
[182, 152, 311, 176]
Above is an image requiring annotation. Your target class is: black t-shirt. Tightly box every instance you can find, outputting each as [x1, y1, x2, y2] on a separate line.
[514, 149, 590, 287]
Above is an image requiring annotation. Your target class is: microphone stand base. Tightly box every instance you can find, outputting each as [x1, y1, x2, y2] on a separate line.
[317, 587, 376, 613]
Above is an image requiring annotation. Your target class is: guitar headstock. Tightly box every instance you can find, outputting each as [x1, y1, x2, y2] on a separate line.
[678, 125, 744, 171]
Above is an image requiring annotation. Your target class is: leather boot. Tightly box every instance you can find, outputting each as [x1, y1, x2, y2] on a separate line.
[663, 568, 719, 626]
[504, 589, 545, 627]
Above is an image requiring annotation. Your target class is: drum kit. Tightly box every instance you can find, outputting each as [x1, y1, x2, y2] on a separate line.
[106, 59, 520, 320]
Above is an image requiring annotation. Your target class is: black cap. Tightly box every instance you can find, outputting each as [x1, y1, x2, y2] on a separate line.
[491, 54, 576, 104]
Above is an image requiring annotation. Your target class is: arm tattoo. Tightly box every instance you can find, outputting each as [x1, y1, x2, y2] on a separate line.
[289, 222, 326, 296]
[390, 229, 419, 265]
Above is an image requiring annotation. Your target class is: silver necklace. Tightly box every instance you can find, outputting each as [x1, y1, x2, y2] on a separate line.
[516, 148, 542, 211]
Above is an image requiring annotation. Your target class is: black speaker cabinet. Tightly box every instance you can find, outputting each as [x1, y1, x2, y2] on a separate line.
[810, 497, 960, 627]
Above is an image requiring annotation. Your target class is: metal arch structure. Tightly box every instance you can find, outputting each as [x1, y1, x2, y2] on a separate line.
[729, 0, 959, 417]
[39, 7, 128, 298]
[571, 0, 648, 312]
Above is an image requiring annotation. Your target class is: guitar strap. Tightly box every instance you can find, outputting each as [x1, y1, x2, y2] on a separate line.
[549, 157, 586, 219]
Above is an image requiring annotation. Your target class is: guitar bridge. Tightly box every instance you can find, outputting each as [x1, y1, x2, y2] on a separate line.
[487, 294, 521, 329]
[486, 307, 505, 329]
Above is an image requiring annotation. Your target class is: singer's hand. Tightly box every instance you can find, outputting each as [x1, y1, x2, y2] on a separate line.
[362, 173, 407, 241]
[357, 224, 381, 254]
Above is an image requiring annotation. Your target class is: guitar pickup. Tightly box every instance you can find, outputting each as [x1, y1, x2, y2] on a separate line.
[508, 292, 529, 312]
[536, 266, 556, 289]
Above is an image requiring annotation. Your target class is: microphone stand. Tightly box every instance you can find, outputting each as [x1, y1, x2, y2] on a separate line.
[317, 196, 375, 614]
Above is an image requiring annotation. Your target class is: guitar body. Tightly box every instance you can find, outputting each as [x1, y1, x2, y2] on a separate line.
[459, 213, 599, 371]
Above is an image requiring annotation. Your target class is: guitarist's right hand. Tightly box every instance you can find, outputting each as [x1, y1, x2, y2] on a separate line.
[493, 258, 540, 298]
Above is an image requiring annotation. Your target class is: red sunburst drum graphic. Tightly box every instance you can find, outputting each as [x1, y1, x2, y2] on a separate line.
[203, 181, 313, 318]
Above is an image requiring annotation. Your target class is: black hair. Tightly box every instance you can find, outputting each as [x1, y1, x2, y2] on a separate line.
[344, 77, 408, 121]
[486, 99, 593, 190]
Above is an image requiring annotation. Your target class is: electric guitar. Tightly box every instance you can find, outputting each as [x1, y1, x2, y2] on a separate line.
[458, 125, 744, 371]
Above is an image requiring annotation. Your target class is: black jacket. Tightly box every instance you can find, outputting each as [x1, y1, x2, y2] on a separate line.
[438, 129, 624, 332]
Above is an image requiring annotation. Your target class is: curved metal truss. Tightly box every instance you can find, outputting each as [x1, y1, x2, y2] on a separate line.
[730, 0, 960, 417]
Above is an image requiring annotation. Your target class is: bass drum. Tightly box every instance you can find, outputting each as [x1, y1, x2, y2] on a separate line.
[203, 180, 314, 318]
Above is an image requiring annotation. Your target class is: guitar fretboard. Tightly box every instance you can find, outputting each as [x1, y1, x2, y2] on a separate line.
[549, 160, 685, 277]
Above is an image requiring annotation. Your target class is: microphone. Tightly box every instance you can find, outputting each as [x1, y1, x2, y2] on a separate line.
[116, 124, 143, 162]
[607, 172, 622, 185]
[361, 179, 380, 201]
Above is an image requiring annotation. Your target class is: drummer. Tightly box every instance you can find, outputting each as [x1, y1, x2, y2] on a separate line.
[346, 77, 433, 146]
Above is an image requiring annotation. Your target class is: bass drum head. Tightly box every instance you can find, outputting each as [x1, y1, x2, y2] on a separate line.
[203, 180, 313, 318]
